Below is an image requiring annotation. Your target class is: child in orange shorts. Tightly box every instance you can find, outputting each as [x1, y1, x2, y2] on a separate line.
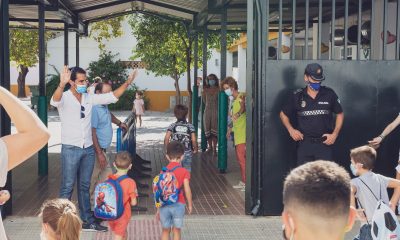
[108, 152, 138, 240]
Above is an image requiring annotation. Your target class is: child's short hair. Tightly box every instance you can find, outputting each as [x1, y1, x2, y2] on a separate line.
[350, 145, 376, 170]
[174, 104, 188, 121]
[114, 151, 132, 169]
[167, 141, 185, 160]
[283, 160, 351, 221]
[136, 91, 143, 96]
[221, 77, 238, 90]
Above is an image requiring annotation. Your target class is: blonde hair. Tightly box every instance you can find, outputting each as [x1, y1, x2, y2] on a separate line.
[39, 199, 82, 240]
[115, 151, 132, 169]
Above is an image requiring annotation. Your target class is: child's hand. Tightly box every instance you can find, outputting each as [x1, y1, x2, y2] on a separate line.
[0, 190, 10, 205]
[156, 210, 160, 221]
[187, 205, 193, 215]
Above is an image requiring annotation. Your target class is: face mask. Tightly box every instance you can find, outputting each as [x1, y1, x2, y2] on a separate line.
[40, 230, 47, 240]
[350, 163, 358, 176]
[76, 84, 87, 94]
[225, 88, 233, 97]
[307, 81, 321, 91]
[229, 96, 234, 101]
[209, 80, 216, 86]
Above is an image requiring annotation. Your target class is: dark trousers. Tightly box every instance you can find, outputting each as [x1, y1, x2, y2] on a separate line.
[297, 139, 333, 166]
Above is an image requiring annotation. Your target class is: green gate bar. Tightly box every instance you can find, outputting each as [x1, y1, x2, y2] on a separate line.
[201, 25, 208, 152]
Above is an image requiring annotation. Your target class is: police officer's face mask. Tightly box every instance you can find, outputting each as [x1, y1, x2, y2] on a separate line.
[307, 81, 321, 91]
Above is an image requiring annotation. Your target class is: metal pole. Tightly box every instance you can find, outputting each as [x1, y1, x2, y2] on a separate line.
[76, 32, 79, 66]
[192, 31, 199, 137]
[357, 0, 362, 60]
[278, 0, 282, 60]
[0, 0, 12, 217]
[330, 0, 336, 59]
[397, 0, 400, 60]
[317, 0, 322, 59]
[305, 0, 309, 59]
[218, 5, 228, 173]
[344, 0, 348, 60]
[291, 0, 296, 60]
[64, 22, 68, 65]
[200, 25, 208, 152]
[245, 0, 254, 214]
[38, 0, 48, 176]
[383, 0, 388, 60]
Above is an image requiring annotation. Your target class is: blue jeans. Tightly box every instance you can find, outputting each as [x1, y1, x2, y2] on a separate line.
[160, 203, 186, 229]
[182, 152, 192, 172]
[354, 224, 372, 240]
[59, 144, 95, 224]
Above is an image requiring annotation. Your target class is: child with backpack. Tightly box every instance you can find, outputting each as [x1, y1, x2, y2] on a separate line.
[94, 151, 138, 240]
[350, 145, 400, 240]
[164, 104, 198, 172]
[154, 141, 193, 240]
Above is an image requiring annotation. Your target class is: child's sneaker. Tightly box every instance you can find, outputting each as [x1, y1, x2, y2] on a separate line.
[233, 181, 245, 189]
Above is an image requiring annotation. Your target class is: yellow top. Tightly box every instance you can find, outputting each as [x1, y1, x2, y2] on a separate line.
[232, 93, 246, 145]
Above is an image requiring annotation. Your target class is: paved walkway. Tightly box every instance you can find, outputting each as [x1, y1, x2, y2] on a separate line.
[5, 111, 360, 239]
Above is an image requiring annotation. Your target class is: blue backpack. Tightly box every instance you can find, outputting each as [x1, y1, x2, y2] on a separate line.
[152, 166, 182, 208]
[94, 175, 129, 220]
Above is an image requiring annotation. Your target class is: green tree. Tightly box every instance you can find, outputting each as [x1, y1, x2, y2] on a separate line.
[10, 29, 54, 98]
[128, 14, 239, 120]
[89, 17, 125, 52]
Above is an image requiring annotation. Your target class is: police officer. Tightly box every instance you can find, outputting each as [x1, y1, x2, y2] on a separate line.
[280, 63, 344, 165]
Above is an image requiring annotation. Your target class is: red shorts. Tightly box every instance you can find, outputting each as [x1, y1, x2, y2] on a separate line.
[108, 212, 131, 237]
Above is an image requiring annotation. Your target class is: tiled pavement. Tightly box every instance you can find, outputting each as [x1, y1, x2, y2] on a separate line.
[5, 111, 361, 239]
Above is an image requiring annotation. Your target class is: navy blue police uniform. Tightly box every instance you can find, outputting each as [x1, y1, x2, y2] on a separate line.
[282, 86, 343, 165]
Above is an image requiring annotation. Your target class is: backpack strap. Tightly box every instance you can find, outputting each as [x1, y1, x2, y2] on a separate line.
[116, 175, 130, 183]
[162, 165, 182, 173]
[359, 178, 381, 201]
[355, 197, 371, 226]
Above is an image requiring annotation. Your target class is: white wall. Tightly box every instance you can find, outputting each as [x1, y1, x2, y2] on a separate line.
[42, 19, 233, 92]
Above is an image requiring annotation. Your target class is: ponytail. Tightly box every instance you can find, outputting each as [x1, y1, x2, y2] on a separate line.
[40, 199, 82, 240]
[57, 207, 82, 240]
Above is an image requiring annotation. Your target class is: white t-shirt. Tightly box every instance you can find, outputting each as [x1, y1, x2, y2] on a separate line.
[0, 139, 9, 239]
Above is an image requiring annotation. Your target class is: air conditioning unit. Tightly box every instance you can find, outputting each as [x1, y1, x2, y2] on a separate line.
[334, 45, 368, 60]
[169, 96, 189, 109]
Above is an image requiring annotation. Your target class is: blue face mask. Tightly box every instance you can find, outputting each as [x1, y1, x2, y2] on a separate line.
[350, 163, 358, 176]
[307, 81, 321, 91]
[225, 88, 233, 97]
[209, 80, 216, 86]
[76, 84, 87, 94]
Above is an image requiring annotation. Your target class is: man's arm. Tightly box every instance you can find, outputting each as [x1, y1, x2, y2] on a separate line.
[111, 112, 127, 132]
[183, 178, 193, 214]
[112, 70, 138, 99]
[369, 115, 400, 146]
[280, 111, 303, 141]
[92, 128, 107, 169]
[323, 112, 344, 145]
[0, 87, 50, 170]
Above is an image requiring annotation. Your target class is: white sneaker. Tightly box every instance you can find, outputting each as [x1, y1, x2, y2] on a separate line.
[233, 181, 245, 189]
[241, 186, 246, 192]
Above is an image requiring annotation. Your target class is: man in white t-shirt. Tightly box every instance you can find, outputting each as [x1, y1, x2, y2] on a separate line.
[51, 66, 137, 232]
[0, 86, 50, 239]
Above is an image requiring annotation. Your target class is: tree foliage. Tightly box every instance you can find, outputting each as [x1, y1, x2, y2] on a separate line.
[9, 29, 55, 97]
[89, 17, 125, 52]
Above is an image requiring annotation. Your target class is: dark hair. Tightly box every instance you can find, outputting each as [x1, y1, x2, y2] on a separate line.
[94, 82, 104, 93]
[136, 91, 143, 96]
[350, 145, 376, 170]
[206, 74, 219, 88]
[174, 104, 188, 121]
[283, 160, 351, 218]
[69, 67, 86, 81]
[221, 76, 238, 90]
[167, 141, 185, 160]
[114, 151, 132, 169]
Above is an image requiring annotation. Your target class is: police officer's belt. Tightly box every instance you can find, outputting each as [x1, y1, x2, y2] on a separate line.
[297, 110, 330, 116]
